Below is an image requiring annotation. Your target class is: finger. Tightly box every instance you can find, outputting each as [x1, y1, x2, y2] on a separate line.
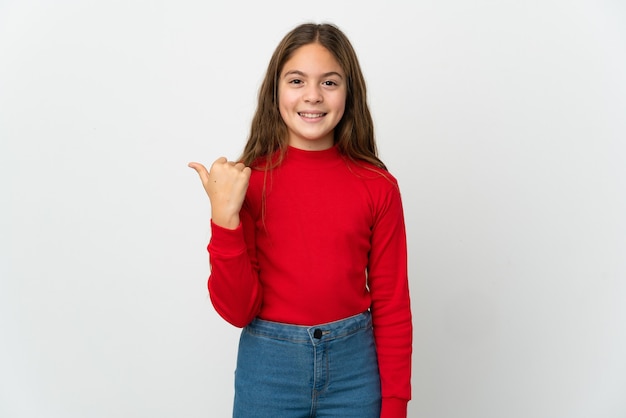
[187, 162, 210, 183]
[210, 157, 230, 173]
[187, 161, 208, 172]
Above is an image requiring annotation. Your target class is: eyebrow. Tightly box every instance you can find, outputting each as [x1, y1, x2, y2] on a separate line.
[283, 70, 344, 79]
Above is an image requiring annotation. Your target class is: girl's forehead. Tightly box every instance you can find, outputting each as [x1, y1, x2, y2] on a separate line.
[281, 43, 344, 75]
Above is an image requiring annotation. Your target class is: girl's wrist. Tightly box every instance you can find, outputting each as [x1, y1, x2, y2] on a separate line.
[211, 211, 240, 230]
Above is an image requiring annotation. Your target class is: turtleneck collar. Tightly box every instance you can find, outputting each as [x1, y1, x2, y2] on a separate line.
[285, 145, 342, 167]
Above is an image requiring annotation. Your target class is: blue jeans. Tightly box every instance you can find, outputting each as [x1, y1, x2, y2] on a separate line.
[233, 311, 381, 417]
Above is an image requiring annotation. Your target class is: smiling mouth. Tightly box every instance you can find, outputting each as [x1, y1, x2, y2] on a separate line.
[298, 112, 326, 118]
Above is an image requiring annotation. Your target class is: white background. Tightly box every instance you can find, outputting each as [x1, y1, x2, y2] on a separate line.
[1, 1, 625, 417]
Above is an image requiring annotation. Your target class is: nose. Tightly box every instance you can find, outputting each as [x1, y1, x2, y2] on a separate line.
[304, 84, 323, 103]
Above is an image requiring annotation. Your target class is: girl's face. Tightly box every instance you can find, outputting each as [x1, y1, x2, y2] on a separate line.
[278, 43, 347, 151]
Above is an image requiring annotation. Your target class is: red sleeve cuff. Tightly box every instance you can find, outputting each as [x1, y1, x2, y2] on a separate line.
[208, 220, 246, 256]
[381, 397, 408, 418]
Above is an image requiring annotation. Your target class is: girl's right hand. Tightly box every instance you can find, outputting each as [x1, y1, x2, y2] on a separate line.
[188, 157, 251, 229]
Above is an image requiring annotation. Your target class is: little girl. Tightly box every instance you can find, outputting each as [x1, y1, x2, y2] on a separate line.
[189, 22, 412, 418]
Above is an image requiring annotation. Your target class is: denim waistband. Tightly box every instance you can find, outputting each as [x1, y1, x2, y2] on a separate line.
[244, 311, 372, 344]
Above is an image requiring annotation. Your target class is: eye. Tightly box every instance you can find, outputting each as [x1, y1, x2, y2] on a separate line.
[289, 79, 303, 85]
[322, 80, 338, 86]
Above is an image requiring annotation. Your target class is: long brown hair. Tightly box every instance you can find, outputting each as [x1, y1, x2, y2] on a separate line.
[239, 23, 386, 171]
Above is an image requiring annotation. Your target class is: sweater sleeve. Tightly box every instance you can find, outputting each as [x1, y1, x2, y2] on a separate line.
[207, 203, 263, 328]
[368, 180, 413, 418]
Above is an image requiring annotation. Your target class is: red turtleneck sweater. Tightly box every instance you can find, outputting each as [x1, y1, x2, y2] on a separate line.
[207, 146, 412, 417]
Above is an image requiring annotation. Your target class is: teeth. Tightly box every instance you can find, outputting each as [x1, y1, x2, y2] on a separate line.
[300, 113, 324, 118]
